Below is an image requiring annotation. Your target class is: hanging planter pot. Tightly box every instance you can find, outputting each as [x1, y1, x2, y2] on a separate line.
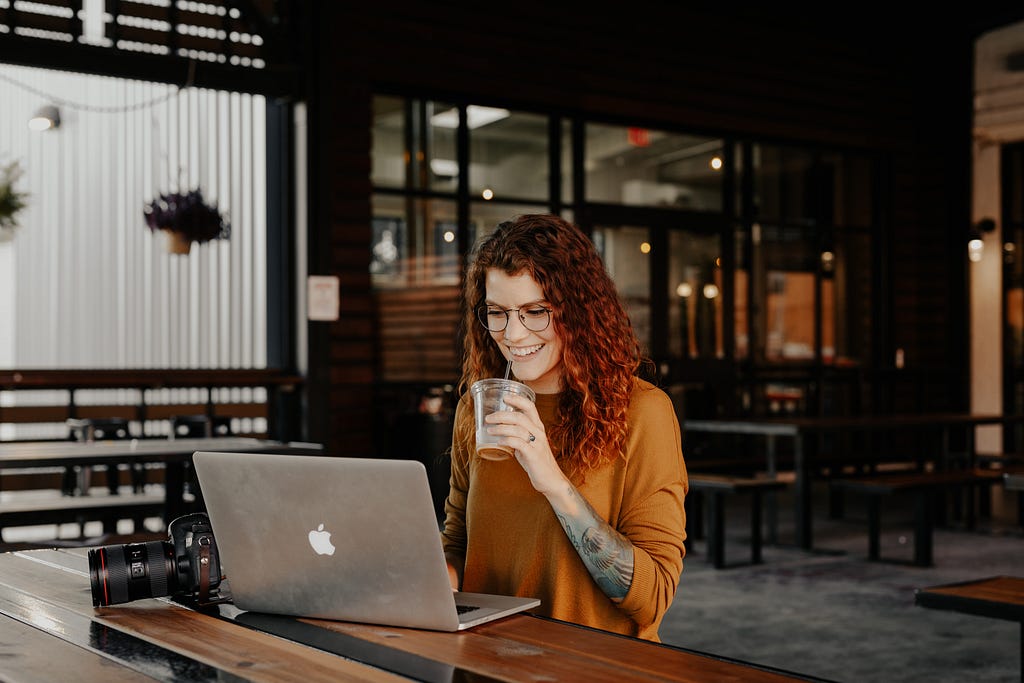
[0, 159, 29, 243]
[166, 230, 193, 254]
[143, 188, 230, 255]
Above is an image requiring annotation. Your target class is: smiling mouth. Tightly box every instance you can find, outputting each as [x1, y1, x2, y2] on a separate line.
[507, 343, 543, 358]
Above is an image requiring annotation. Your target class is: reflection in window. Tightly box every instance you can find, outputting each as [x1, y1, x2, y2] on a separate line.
[372, 96, 457, 192]
[469, 109, 548, 201]
[765, 271, 816, 361]
[594, 225, 651, 352]
[371, 217, 403, 277]
[586, 124, 723, 210]
[470, 202, 552, 249]
[669, 231, 723, 359]
[371, 195, 459, 288]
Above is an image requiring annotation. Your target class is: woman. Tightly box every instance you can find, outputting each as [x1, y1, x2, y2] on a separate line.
[441, 214, 688, 642]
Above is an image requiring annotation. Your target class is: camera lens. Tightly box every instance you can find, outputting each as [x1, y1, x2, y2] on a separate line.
[88, 541, 176, 607]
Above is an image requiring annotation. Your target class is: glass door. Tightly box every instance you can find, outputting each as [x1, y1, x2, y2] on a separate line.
[587, 209, 736, 418]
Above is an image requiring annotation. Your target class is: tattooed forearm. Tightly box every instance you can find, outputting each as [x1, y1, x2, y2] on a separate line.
[554, 485, 634, 602]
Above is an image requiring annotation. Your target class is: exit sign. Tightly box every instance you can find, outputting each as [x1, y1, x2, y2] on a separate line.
[628, 127, 649, 147]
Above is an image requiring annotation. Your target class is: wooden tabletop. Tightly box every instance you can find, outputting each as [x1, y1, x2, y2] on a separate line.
[0, 549, 830, 682]
[915, 575, 1024, 623]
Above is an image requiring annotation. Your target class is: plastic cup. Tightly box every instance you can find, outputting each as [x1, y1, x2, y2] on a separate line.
[470, 378, 537, 460]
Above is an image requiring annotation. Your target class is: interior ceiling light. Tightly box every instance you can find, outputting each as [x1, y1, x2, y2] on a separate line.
[429, 158, 459, 177]
[29, 104, 61, 131]
[431, 105, 510, 130]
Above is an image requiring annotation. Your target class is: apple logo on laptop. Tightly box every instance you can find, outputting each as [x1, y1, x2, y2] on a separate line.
[308, 523, 336, 556]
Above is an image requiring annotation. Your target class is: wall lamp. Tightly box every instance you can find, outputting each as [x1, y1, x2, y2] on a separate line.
[968, 217, 996, 263]
[28, 104, 61, 131]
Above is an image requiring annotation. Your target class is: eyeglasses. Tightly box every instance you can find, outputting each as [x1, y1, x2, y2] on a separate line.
[476, 303, 553, 333]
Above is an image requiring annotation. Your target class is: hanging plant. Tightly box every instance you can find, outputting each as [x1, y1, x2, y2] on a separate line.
[143, 188, 230, 254]
[0, 159, 29, 243]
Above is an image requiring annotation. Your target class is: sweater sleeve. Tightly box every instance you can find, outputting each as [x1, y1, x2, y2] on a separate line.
[440, 397, 474, 562]
[615, 383, 688, 629]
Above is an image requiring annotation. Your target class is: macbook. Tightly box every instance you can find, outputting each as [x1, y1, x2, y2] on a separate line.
[191, 451, 540, 631]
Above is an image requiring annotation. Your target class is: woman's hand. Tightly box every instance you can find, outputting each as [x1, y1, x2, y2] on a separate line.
[484, 393, 568, 494]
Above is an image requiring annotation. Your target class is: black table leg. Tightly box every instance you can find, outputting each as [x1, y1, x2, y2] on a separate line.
[750, 490, 763, 565]
[913, 490, 934, 567]
[707, 492, 725, 569]
[867, 496, 881, 561]
[163, 461, 185, 525]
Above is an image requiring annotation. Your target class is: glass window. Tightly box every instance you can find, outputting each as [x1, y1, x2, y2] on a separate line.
[372, 194, 459, 288]
[371, 96, 405, 189]
[828, 229, 871, 366]
[734, 223, 750, 361]
[469, 108, 549, 201]
[753, 145, 817, 224]
[372, 96, 457, 192]
[830, 152, 873, 228]
[748, 221, 869, 367]
[586, 124, 724, 210]
[562, 119, 573, 204]
[752, 223, 820, 362]
[669, 231, 723, 360]
[593, 225, 651, 351]
[754, 145, 872, 229]
[470, 201, 553, 249]
[372, 195, 461, 383]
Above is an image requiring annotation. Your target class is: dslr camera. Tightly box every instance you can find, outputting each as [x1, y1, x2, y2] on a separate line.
[88, 512, 222, 607]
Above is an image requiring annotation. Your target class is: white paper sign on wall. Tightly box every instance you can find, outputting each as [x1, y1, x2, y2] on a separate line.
[307, 275, 340, 321]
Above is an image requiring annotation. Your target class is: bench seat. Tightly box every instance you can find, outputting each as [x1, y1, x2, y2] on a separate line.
[686, 474, 789, 569]
[830, 468, 1004, 566]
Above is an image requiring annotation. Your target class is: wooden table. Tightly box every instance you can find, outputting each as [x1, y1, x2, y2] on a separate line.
[684, 413, 1024, 550]
[0, 548, 832, 682]
[915, 575, 1024, 682]
[0, 437, 324, 523]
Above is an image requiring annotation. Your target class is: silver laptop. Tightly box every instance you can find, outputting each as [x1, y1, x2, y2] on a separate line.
[191, 451, 540, 631]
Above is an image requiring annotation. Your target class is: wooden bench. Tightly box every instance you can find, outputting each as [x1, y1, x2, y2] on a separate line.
[0, 487, 166, 542]
[686, 474, 789, 569]
[829, 468, 1005, 566]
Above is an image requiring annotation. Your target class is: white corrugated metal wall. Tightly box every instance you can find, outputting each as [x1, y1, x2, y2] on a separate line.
[0, 64, 269, 440]
[0, 63, 267, 369]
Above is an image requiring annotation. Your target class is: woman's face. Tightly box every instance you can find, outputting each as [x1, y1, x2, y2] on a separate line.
[483, 268, 563, 394]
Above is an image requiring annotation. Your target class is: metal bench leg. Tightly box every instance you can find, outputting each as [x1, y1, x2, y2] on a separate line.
[867, 496, 881, 561]
[965, 483, 977, 531]
[683, 490, 703, 555]
[750, 490, 763, 565]
[978, 481, 992, 519]
[707, 492, 726, 569]
[828, 485, 845, 519]
[689, 490, 704, 540]
[913, 491, 934, 567]
[105, 464, 120, 495]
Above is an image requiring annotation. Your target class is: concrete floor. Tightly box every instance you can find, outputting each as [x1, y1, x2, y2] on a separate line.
[660, 483, 1024, 682]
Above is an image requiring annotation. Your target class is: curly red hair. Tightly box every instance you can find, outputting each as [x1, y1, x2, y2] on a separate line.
[459, 214, 642, 479]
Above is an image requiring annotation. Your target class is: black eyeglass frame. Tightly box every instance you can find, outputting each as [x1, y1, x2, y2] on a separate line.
[475, 303, 554, 333]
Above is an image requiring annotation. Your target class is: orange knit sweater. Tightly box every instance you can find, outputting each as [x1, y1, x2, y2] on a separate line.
[441, 377, 688, 642]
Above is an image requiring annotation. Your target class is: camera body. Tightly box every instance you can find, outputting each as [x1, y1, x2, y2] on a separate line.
[89, 512, 222, 607]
